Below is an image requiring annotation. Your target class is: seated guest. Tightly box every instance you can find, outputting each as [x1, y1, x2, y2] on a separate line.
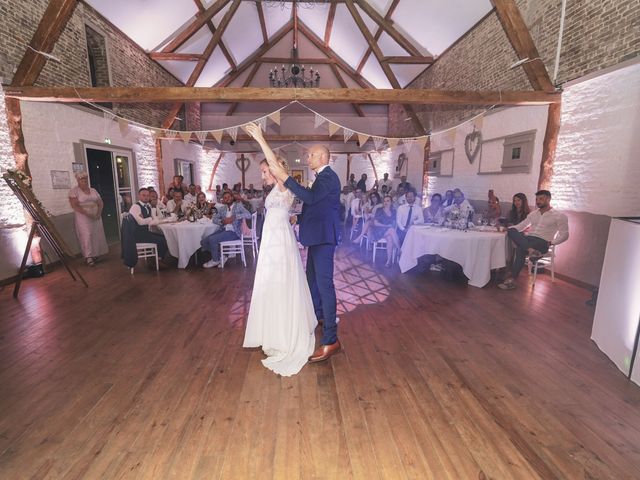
[397, 175, 411, 192]
[357, 173, 368, 192]
[246, 183, 258, 196]
[201, 191, 252, 268]
[184, 184, 197, 205]
[348, 173, 357, 190]
[339, 186, 351, 222]
[169, 175, 186, 196]
[396, 189, 423, 243]
[484, 189, 502, 222]
[379, 172, 393, 191]
[372, 195, 401, 268]
[504, 192, 530, 226]
[248, 193, 263, 213]
[353, 192, 382, 244]
[380, 184, 389, 197]
[149, 190, 166, 219]
[444, 188, 474, 223]
[166, 190, 189, 218]
[349, 188, 364, 232]
[195, 192, 212, 217]
[442, 189, 454, 207]
[424, 193, 445, 224]
[395, 186, 407, 207]
[498, 190, 569, 290]
[129, 187, 169, 262]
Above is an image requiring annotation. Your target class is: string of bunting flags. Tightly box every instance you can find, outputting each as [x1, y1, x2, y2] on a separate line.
[84, 94, 495, 153]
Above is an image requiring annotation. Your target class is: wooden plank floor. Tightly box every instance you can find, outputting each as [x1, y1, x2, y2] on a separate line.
[1, 245, 640, 479]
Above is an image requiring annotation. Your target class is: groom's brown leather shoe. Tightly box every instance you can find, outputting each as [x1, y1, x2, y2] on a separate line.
[308, 341, 341, 363]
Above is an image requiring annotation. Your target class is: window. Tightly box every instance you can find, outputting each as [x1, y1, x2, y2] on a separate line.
[85, 24, 111, 108]
[501, 131, 535, 173]
[426, 151, 442, 175]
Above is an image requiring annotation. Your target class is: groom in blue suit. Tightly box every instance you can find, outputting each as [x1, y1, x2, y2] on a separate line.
[282, 145, 342, 362]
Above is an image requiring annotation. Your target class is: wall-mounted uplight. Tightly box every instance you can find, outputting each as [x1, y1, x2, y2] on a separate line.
[104, 137, 112, 144]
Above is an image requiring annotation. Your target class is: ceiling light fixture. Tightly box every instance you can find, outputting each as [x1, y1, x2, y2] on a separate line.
[269, 48, 320, 88]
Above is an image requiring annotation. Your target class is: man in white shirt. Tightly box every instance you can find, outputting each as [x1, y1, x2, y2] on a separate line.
[183, 184, 197, 205]
[443, 188, 474, 223]
[498, 189, 569, 290]
[379, 172, 393, 191]
[128, 187, 169, 261]
[148, 190, 166, 219]
[396, 189, 424, 244]
[166, 190, 188, 217]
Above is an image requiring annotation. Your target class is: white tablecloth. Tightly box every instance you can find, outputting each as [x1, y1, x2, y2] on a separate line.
[158, 221, 219, 268]
[399, 225, 507, 287]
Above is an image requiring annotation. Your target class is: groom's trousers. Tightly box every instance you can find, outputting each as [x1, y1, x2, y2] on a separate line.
[306, 244, 338, 345]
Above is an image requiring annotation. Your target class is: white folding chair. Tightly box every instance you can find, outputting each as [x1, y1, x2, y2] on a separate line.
[131, 243, 159, 274]
[242, 211, 260, 259]
[350, 214, 364, 241]
[528, 244, 556, 285]
[220, 238, 247, 269]
[372, 239, 396, 264]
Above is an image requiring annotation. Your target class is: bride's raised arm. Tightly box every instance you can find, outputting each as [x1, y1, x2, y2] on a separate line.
[245, 123, 288, 182]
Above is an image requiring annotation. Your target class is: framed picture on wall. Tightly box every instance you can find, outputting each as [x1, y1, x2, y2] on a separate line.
[174, 158, 195, 185]
[50, 170, 71, 189]
[291, 168, 306, 185]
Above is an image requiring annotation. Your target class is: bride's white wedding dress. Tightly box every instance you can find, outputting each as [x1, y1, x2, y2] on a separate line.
[243, 186, 317, 376]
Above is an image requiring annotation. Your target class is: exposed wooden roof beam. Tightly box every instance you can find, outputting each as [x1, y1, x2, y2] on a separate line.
[357, 0, 399, 74]
[7, 86, 561, 106]
[344, 0, 425, 134]
[215, 21, 294, 87]
[354, 0, 421, 57]
[161, 0, 230, 53]
[162, 0, 241, 129]
[193, 0, 236, 70]
[381, 56, 434, 64]
[149, 52, 203, 62]
[11, 0, 79, 86]
[259, 57, 335, 64]
[324, 1, 337, 47]
[297, 21, 373, 89]
[330, 64, 365, 117]
[492, 0, 555, 92]
[255, 0, 269, 44]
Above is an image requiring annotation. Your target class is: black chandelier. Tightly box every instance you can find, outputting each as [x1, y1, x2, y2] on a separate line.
[269, 63, 320, 88]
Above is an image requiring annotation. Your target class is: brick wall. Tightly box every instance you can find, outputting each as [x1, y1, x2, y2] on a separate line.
[0, 0, 182, 127]
[389, 0, 640, 135]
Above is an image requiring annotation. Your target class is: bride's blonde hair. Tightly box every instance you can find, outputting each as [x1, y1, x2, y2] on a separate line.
[261, 156, 289, 174]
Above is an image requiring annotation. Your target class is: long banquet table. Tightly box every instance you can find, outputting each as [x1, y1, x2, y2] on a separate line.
[158, 220, 219, 268]
[399, 225, 507, 287]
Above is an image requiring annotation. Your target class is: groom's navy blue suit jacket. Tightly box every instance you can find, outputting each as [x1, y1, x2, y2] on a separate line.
[284, 166, 341, 246]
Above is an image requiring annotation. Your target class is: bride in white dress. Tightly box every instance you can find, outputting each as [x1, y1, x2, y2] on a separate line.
[243, 125, 317, 376]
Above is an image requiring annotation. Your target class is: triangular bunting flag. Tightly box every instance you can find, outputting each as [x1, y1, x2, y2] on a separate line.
[212, 130, 223, 144]
[328, 122, 340, 137]
[269, 110, 281, 125]
[179, 131, 192, 144]
[372, 136, 385, 151]
[240, 123, 251, 134]
[402, 138, 416, 153]
[416, 136, 428, 152]
[314, 113, 327, 129]
[473, 115, 484, 131]
[103, 111, 116, 123]
[195, 131, 208, 144]
[117, 118, 129, 137]
[227, 126, 238, 142]
[343, 128, 354, 143]
[387, 137, 399, 149]
[357, 133, 370, 148]
[164, 130, 177, 144]
[257, 116, 267, 131]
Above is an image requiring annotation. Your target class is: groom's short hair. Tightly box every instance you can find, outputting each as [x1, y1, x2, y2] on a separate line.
[312, 145, 330, 162]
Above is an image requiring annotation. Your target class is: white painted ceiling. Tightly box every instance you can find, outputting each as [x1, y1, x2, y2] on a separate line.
[85, 0, 493, 89]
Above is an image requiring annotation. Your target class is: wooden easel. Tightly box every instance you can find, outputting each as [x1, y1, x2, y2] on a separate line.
[3, 172, 88, 298]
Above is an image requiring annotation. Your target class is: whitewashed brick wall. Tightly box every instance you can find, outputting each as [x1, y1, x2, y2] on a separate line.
[0, 88, 29, 281]
[20, 102, 158, 215]
[422, 105, 548, 204]
[551, 61, 640, 216]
